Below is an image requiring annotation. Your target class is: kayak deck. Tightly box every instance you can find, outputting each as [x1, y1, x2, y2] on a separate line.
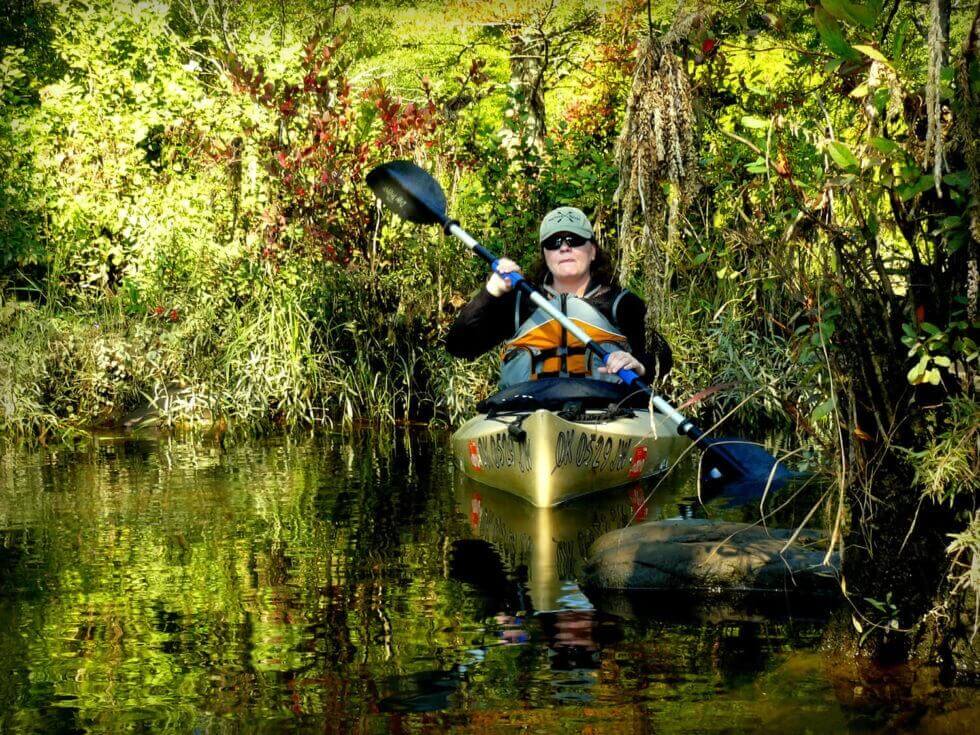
[452, 407, 689, 507]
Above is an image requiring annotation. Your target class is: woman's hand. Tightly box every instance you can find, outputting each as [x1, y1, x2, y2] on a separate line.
[486, 258, 522, 297]
[598, 350, 645, 377]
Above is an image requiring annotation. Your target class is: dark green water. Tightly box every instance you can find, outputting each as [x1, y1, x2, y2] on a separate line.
[0, 432, 975, 733]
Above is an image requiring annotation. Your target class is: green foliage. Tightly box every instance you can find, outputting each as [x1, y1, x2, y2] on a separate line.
[945, 510, 980, 632]
[902, 314, 979, 387]
[0, 1, 504, 435]
[0, 296, 156, 437]
[0, 0, 975, 466]
[910, 398, 980, 506]
[0, 46, 45, 269]
[0, 0, 976, 666]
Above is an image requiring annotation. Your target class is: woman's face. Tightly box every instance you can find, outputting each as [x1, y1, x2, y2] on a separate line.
[543, 233, 595, 282]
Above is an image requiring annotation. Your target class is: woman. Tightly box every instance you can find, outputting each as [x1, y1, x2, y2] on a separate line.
[446, 206, 671, 388]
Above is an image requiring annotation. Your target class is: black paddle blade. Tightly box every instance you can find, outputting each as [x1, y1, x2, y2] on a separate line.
[367, 160, 447, 226]
[699, 437, 797, 495]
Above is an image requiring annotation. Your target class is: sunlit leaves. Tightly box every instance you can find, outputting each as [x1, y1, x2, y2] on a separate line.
[825, 141, 859, 171]
[740, 115, 769, 130]
[907, 354, 941, 385]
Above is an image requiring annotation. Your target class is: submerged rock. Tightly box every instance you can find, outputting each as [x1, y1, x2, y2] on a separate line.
[581, 518, 839, 595]
[120, 382, 214, 431]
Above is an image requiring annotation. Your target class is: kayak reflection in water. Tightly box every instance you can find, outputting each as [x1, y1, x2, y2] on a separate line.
[446, 206, 672, 387]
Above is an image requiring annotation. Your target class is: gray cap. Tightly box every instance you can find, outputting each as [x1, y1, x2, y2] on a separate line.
[539, 206, 594, 243]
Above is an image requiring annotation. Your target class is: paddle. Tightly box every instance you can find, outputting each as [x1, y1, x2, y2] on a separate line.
[366, 160, 783, 484]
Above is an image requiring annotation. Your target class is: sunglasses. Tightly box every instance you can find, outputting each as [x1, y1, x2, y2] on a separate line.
[542, 234, 590, 251]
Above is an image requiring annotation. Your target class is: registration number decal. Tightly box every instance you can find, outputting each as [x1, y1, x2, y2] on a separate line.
[628, 445, 648, 479]
[468, 440, 482, 471]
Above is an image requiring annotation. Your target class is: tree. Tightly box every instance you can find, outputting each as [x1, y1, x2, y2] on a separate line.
[615, 0, 978, 661]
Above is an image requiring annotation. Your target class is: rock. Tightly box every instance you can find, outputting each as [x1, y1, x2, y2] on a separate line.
[581, 518, 839, 595]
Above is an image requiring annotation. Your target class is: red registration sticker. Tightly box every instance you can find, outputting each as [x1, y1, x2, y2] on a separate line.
[468, 440, 482, 471]
[628, 445, 648, 479]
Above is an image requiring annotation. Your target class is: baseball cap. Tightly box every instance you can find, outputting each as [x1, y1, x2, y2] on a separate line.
[539, 206, 594, 244]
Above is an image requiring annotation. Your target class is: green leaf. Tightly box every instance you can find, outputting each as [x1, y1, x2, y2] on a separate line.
[924, 368, 942, 385]
[814, 8, 860, 60]
[811, 397, 836, 422]
[949, 232, 967, 254]
[849, 82, 870, 98]
[852, 615, 864, 633]
[897, 174, 935, 201]
[826, 141, 859, 170]
[920, 322, 941, 336]
[824, 58, 846, 74]
[866, 597, 888, 612]
[942, 170, 971, 190]
[822, 0, 880, 28]
[907, 354, 929, 383]
[870, 137, 902, 156]
[852, 44, 889, 63]
[892, 18, 908, 57]
[933, 355, 952, 367]
[741, 115, 770, 129]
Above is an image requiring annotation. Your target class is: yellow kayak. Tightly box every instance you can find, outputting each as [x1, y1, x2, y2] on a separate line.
[452, 379, 689, 507]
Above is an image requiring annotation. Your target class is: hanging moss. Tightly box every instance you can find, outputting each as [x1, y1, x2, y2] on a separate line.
[926, 0, 947, 194]
[614, 33, 697, 328]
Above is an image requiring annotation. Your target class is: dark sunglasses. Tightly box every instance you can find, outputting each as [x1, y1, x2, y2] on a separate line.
[542, 234, 589, 251]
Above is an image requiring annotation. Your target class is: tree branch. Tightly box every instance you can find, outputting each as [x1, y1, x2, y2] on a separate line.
[880, 0, 903, 45]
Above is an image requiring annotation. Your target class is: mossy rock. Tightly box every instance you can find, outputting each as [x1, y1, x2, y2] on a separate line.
[581, 518, 839, 595]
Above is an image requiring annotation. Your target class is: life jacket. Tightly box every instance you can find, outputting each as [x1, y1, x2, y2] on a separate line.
[498, 284, 633, 388]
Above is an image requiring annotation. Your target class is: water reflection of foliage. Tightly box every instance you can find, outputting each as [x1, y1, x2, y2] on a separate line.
[0, 434, 476, 728]
[2, 436, 977, 730]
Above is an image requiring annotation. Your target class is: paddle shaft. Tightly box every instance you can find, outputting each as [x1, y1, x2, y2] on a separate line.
[445, 222, 697, 436]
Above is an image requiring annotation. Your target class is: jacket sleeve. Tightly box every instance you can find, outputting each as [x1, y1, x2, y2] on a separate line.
[614, 291, 673, 380]
[445, 288, 518, 359]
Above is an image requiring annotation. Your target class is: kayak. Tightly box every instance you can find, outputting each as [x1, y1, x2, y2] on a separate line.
[452, 378, 690, 507]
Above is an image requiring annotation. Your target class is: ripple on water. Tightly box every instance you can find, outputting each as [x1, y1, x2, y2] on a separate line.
[0, 434, 976, 734]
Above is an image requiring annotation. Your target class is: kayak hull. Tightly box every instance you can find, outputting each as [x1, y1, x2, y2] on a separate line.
[452, 408, 689, 507]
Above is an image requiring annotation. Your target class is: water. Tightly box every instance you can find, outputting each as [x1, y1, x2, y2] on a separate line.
[0, 432, 975, 733]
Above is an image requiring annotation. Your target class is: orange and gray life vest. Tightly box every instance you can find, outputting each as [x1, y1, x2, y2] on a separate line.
[499, 285, 633, 388]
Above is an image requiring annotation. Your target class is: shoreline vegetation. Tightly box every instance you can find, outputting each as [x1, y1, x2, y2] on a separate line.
[1, 1, 977, 667]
